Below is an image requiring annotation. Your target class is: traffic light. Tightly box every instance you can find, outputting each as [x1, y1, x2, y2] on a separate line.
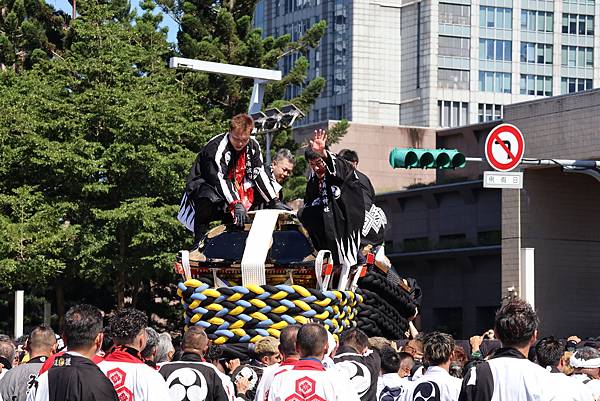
[389, 148, 466, 169]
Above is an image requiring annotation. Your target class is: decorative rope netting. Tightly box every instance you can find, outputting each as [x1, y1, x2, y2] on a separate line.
[177, 279, 363, 344]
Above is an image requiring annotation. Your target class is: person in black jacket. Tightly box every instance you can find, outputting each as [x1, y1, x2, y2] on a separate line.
[27, 305, 118, 401]
[178, 114, 286, 248]
[337, 149, 389, 262]
[333, 328, 380, 401]
[299, 130, 365, 275]
[252, 148, 295, 210]
[159, 327, 232, 401]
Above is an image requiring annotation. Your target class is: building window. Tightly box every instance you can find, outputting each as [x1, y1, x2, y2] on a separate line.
[331, 104, 346, 120]
[564, 0, 594, 4]
[438, 68, 470, 90]
[439, 3, 470, 25]
[438, 100, 469, 128]
[521, 10, 553, 32]
[439, 36, 470, 58]
[561, 46, 593, 67]
[479, 39, 512, 61]
[520, 42, 553, 64]
[520, 75, 552, 96]
[561, 77, 593, 94]
[478, 104, 503, 122]
[480, 6, 512, 30]
[562, 14, 594, 35]
[479, 71, 511, 93]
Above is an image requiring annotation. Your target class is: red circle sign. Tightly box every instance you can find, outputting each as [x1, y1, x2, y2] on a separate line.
[484, 123, 525, 172]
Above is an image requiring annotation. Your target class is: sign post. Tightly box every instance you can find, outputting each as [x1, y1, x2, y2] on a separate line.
[484, 123, 525, 189]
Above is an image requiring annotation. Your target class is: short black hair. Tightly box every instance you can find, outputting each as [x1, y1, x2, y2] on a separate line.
[304, 147, 322, 161]
[494, 298, 538, 348]
[108, 308, 147, 346]
[398, 351, 415, 370]
[423, 332, 454, 366]
[380, 346, 401, 374]
[296, 324, 327, 358]
[338, 149, 359, 164]
[279, 325, 300, 356]
[339, 328, 369, 353]
[535, 337, 564, 368]
[64, 304, 104, 349]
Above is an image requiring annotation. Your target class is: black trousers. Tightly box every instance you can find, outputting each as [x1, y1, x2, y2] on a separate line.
[192, 197, 228, 244]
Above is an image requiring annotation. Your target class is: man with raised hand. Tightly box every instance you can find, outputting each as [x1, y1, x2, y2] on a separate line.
[268, 324, 359, 401]
[299, 130, 365, 275]
[98, 308, 170, 401]
[27, 305, 118, 401]
[0, 325, 56, 401]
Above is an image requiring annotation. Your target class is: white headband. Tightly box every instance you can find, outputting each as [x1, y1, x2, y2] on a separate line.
[570, 355, 600, 369]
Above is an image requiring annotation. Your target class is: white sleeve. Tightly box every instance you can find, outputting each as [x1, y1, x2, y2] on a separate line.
[145, 369, 171, 401]
[330, 371, 361, 401]
[27, 371, 49, 401]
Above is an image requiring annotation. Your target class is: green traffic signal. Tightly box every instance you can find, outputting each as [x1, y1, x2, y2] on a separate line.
[389, 148, 466, 169]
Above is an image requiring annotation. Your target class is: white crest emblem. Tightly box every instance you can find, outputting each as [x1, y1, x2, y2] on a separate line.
[331, 185, 341, 199]
[166, 368, 208, 401]
[224, 151, 231, 165]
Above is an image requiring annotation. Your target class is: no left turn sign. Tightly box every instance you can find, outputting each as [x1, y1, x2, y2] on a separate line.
[484, 123, 525, 172]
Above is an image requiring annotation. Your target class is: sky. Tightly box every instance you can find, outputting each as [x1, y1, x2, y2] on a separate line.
[50, 0, 180, 43]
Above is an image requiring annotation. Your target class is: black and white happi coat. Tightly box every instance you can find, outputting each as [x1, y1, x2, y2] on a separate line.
[300, 152, 365, 267]
[333, 346, 381, 401]
[158, 353, 232, 401]
[402, 366, 461, 401]
[27, 352, 118, 401]
[178, 133, 278, 231]
[377, 373, 409, 401]
[459, 348, 559, 401]
[354, 170, 388, 247]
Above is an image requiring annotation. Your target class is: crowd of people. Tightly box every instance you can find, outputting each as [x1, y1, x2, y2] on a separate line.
[0, 297, 599, 401]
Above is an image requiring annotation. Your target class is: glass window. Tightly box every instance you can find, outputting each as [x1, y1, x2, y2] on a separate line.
[561, 77, 591, 94]
[586, 48, 593, 66]
[440, 3, 470, 25]
[481, 6, 512, 29]
[438, 68, 470, 90]
[587, 16, 594, 35]
[439, 36, 470, 58]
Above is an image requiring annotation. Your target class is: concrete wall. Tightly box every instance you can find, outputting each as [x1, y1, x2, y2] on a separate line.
[377, 181, 501, 337]
[295, 121, 437, 193]
[503, 89, 600, 337]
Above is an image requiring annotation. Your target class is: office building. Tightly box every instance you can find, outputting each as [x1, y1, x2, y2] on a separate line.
[258, 0, 600, 128]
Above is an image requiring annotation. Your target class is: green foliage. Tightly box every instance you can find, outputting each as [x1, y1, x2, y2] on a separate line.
[0, 0, 68, 70]
[0, 0, 331, 322]
[0, 1, 214, 312]
[327, 119, 349, 145]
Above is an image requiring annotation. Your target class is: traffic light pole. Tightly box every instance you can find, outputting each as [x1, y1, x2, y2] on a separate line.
[465, 157, 600, 181]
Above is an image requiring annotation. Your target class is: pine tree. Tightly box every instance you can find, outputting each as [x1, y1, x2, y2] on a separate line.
[0, 0, 69, 71]
[0, 0, 214, 312]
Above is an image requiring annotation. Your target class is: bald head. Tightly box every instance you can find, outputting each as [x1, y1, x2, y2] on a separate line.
[28, 325, 56, 357]
[182, 327, 209, 355]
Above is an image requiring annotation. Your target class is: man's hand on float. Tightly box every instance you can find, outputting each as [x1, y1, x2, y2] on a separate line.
[270, 198, 292, 211]
[309, 129, 327, 156]
[233, 203, 248, 227]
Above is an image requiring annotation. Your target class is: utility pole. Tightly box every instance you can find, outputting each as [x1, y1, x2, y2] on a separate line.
[72, 0, 76, 19]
